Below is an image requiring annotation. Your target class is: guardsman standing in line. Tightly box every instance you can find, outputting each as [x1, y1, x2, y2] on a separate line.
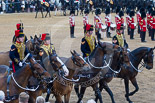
[83, 9, 89, 34]
[116, 11, 124, 35]
[69, 9, 75, 38]
[147, 8, 153, 37]
[9, 30, 32, 73]
[81, 24, 97, 58]
[129, 11, 135, 39]
[105, 7, 111, 38]
[12, 23, 28, 44]
[139, 11, 147, 42]
[94, 8, 102, 40]
[115, 6, 121, 25]
[137, 5, 141, 34]
[126, 9, 131, 35]
[39, 33, 55, 61]
[112, 25, 128, 48]
[150, 10, 155, 41]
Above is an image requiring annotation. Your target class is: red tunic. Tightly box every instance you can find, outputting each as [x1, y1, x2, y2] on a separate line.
[83, 15, 89, 26]
[139, 19, 146, 31]
[69, 16, 75, 26]
[94, 15, 102, 29]
[105, 15, 111, 27]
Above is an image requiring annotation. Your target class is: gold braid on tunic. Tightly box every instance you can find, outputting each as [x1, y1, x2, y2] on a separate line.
[85, 35, 95, 56]
[14, 42, 25, 61]
[116, 34, 124, 47]
[40, 44, 55, 55]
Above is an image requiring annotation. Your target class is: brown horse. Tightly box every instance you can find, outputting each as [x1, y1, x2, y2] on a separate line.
[27, 50, 90, 103]
[96, 47, 154, 103]
[74, 42, 124, 103]
[0, 58, 51, 103]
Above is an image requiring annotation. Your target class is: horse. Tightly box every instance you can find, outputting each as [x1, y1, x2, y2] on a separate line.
[27, 50, 90, 103]
[74, 42, 125, 103]
[27, 51, 69, 103]
[96, 47, 154, 103]
[35, 0, 51, 18]
[0, 58, 51, 103]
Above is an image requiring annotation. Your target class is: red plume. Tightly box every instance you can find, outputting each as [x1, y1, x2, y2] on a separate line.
[86, 24, 91, 31]
[41, 34, 46, 40]
[16, 23, 20, 30]
[15, 30, 20, 37]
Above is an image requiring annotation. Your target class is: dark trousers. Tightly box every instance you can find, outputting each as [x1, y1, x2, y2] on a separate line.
[106, 26, 111, 38]
[130, 29, 134, 39]
[140, 31, 146, 42]
[151, 29, 155, 40]
[138, 24, 140, 34]
[148, 25, 152, 37]
[127, 25, 130, 35]
[84, 25, 86, 34]
[95, 29, 101, 39]
[70, 26, 74, 38]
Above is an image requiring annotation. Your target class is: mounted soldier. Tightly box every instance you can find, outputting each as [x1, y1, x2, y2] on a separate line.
[9, 30, 32, 73]
[39, 33, 55, 62]
[81, 24, 97, 58]
[12, 23, 28, 44]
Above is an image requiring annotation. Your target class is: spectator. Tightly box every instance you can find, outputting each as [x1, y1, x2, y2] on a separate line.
[87, 99, 96, 103]
[19, 92, 29, 103]
[36, 96, 45, 103]
[0, 90, 5, 103]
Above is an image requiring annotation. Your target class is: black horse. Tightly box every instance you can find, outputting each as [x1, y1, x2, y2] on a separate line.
[96, 47, 154, 103]
[35, 0, 51, 18]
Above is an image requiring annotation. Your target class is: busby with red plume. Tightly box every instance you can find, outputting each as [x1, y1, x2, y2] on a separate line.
[15, 30, 24, 38]
[16, 23, 24, 30]
[41, 33, 50, 41]
[86, 24, 94, 31]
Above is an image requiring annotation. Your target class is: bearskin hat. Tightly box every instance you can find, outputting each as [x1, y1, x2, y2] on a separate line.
[140, 8, 145, 14]
[15, 30, 24, 38]
[116, 6, 121, 14]
[86, 24, 94, 31]
[137, 5, 142, 11]
[41, 33, 50, 41]
[148, 8, 153, 15]
[147, 5, 152, 11]
[105, 7, 110, 15]
[119, 10, 124, 17]
[95, 8, 101, 15]
[16, 23, 24, 30]
[151, 10, 155, 16]
[126, 9, 131, 15]
[129, 11, 135, 17]
[84, 9, 89, 14]
[141, 11, 146, 19]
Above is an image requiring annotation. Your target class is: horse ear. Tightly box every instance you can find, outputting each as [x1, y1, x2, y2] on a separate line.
[73, 50, 77, 54]
[70, 50, 74, 56]
[30, 36, 33, 39]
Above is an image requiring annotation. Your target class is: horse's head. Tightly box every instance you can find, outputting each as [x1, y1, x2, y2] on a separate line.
[48, 50, 69, 76]
[70, 50, 90, 71]
[143, 47, 154, 70]
[29, 58, 51, 83]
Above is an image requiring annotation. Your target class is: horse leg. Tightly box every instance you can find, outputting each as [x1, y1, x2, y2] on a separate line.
[64, 92, 71, 103]
[55, 8, 57, 16]
[124, 78, 133, 103]
[95, 80, 115, 103]
[93, 84, 103, 103]
[55, 95, 63, 103]
[41, 9, 44, 18]
[129, 78, 139, 96]
[74, 84, 80, 97]
[77, 86, 86, 103]
[45, 12, 48, 18]
[35, 10, 38, 18]
[49, 11, 51, 17]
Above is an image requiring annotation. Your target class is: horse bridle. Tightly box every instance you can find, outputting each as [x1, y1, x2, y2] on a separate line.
[71, 55, 87, 67]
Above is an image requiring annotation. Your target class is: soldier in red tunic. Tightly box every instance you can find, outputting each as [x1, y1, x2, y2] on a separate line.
[139, 11, 147, 42]
[69, 9, 75, 38]
[150, 10, 155, 41]
[129, 11, 135, 39]
[126, 9, 131, 35]
[105, 7, 111, 38]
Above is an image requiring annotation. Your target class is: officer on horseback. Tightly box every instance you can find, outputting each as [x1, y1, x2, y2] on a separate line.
[39, 33, 55, 61]
[9, 30, 32, 73]
[112, 25, 128, 48]
[81, 24, 97, 58]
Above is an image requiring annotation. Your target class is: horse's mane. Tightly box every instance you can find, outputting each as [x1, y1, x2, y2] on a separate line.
[89, 45, 99, 58]
[130, 47, 150, 56]
[14, 64, 29, 76]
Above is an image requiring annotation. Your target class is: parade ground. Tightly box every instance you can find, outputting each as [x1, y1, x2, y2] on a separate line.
[0, 11, 155, 103]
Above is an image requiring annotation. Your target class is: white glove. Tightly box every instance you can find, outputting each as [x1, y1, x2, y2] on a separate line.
[18, 62, 23, 67]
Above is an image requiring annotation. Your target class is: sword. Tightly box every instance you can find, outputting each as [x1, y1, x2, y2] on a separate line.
[22, 53, 30, 64]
